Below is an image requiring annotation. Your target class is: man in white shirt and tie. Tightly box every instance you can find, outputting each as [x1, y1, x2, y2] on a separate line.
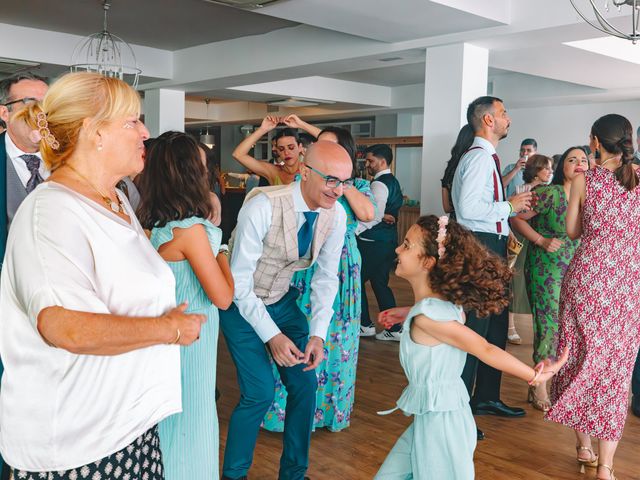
[220, 141, 352, 480]
[452, 96, 532, 439]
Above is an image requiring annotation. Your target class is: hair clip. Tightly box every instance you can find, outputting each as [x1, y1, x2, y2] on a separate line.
[36, 111, 60, 150]
[436, 215, 449, 258]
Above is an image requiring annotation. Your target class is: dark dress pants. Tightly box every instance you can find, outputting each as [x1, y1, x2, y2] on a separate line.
[357, 238, 399, 332]
[460, 232, 509, 403]
[220, 289, 317, 480]
[633, 348, 640, 396]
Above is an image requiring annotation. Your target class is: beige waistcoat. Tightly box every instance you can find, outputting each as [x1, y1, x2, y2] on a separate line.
[240, 183, 336, 305]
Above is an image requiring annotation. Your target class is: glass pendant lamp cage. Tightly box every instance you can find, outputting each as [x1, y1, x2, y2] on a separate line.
[70, 1, 142, 87]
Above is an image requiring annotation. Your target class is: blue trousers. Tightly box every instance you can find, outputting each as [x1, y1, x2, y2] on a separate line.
[220, 289, 317, 480]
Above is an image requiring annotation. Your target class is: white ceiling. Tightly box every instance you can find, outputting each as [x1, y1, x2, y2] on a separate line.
[1, 0, 640, 122]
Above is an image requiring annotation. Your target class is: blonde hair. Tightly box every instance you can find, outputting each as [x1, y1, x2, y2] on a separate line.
[17, 72, 141, 171]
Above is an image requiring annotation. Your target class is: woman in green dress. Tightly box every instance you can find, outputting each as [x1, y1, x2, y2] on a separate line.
[137, 132, 235, 479]
[511, 147, 588, 411]
[263, 125, 376, 432]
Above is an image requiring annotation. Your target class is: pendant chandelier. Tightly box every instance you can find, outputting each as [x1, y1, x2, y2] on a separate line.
[570, 0, 640, 43]
[70, 1, 141, 87]
[200, 99, 215, 148]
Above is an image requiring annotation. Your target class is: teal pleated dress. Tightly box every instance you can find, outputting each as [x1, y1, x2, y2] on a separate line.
[151, 217, 221, 480]
[375, 298, 477, 480]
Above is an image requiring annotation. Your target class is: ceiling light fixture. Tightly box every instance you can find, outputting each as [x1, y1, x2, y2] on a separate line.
[570, 0, 640, 43]
[200, 98, 215, 148]
[70, 1, 141, 87]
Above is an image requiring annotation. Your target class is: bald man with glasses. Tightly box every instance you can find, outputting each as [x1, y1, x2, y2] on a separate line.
[220, 141, 352, 480]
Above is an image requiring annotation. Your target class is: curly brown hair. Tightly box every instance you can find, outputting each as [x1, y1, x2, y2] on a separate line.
[416, 215, 512, 318]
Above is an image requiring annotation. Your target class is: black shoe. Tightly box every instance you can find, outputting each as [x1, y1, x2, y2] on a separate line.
[632, 395, 640, 417]
[476, 428, 485, 441]
[472, 400, 526, 417]
[221, 476, 247, 480]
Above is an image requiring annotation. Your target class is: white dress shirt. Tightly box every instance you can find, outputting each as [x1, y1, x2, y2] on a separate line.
[355, 168, 390, 237]
[230, 181, 347, 343]
[5, 133, 50, 186]
[452, 136, 511, 235]
[0, 182, 180, 471]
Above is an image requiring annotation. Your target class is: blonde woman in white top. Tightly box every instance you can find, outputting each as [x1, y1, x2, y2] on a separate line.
[0, 72, 205, 479]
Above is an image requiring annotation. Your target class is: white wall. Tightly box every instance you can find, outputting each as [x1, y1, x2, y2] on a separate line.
[396, 112, 424, 203]
[496, 100, 640, 162]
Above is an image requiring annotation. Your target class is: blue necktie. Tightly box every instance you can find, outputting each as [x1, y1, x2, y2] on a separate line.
[298, 211, 318, 257]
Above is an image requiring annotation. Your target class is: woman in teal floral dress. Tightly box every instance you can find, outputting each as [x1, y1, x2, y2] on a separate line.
[263, 126, 376, 432]
[511, 146, 588, 411]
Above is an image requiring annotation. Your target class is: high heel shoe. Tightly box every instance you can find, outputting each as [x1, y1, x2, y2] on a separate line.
[597, 464, 617, 480]
[527, 385, 551, 412]
[576, 445, 598, 474]
[507, 326, 522, 345]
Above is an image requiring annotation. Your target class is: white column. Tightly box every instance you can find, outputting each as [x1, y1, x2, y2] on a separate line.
[143, 89, 185, 137]
[420, 43, 488, 215]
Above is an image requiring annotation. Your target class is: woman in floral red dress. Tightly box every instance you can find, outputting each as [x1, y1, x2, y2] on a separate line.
[546, 114, 640, 480]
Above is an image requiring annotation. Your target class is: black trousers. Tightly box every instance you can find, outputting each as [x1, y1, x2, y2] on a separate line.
[460, 231, 509, 403]
[633, 348, 640, 396]
[358, 238, 399, 332]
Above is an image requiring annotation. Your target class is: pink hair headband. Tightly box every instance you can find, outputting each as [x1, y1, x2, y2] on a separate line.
[436, 215, 448, 258]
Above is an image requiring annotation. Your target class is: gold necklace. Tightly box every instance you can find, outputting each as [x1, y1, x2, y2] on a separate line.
[599, 156, 621, 170]
[65, 163, 126, 214]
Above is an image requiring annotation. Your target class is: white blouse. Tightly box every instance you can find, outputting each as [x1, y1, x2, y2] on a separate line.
[0, 182, 181, 471]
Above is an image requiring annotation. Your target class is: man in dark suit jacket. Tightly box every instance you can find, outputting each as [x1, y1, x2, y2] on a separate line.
[0, 72, 49, 479]
[0, 73, 49, 261]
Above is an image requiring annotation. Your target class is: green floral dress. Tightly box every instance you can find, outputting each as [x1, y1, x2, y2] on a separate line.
[525, 185, 579, 363]
[262, 178, 374, 432]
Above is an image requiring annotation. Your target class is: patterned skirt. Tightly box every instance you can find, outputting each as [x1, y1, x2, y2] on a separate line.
[11, 426, 164, 480]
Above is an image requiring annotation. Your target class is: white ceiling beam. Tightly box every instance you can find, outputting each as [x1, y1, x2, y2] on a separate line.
[0, 22, 172, 79]
[228, 77, 392, 107]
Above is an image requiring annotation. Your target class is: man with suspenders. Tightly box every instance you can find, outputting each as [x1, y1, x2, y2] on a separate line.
[452, 96, 533, 440]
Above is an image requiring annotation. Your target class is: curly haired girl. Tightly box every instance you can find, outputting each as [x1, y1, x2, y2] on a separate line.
[374, 215, 568, 479]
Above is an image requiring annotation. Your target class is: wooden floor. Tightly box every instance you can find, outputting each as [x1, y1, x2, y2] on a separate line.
[216, 275, 640, 479]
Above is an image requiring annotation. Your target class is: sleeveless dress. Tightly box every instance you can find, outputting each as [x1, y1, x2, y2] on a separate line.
[263, 178, 374, 431]
[151, 217, 222, 479]
[375, 298, 476, 480]
[547, 167, 640, 441]
[525, 184, 579, 363]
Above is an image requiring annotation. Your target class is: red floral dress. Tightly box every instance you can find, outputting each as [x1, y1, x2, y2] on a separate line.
[547, 167, 640, 441]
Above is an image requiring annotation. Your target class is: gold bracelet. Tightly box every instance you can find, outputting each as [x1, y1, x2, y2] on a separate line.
[169, 328, 181, 345]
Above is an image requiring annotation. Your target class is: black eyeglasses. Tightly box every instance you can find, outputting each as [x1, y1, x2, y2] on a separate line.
[305, 163, 354, 189]
[2, 97, 38, 110]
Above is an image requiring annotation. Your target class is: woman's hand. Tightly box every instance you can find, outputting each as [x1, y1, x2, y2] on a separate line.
[535, 347, 570, 384]
[163, 302, 207, 346]
[259, 115, 280, 132]
[537, 236, 564, 253]
[378, 307, 410, 329]
[282, 114, 304, 129]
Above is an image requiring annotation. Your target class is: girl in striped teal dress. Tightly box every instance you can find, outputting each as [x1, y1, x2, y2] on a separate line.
[137, 132, 234, 479]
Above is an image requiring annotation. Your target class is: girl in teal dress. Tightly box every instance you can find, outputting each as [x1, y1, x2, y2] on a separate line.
[136, 132, 234, 480]
[263, 126, 376, 432]
[376, 216, 568, 479]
